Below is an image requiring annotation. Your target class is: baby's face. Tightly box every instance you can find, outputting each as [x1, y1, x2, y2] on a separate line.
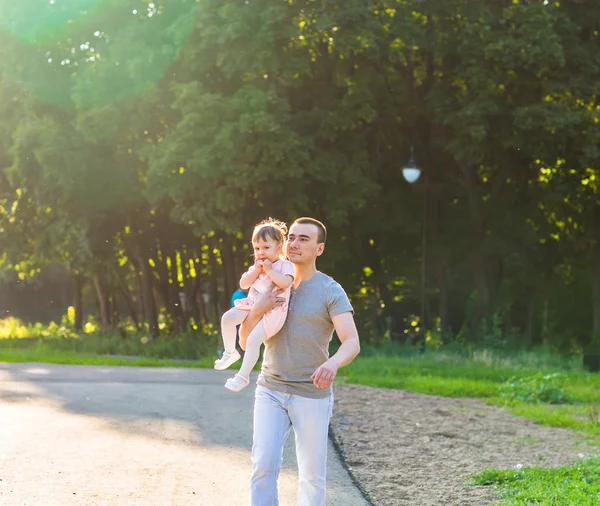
[253, 237, 281, 263]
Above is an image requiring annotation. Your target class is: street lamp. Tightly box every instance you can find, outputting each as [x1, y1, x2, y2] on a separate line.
[402, 150, 421, 183]
[402, 148, 427, 353]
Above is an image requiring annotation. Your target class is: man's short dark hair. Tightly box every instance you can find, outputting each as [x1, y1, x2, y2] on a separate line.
[292, 217, 327, 244]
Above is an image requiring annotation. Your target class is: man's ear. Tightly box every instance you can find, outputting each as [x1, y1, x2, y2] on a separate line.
[316, 243, 325, 256]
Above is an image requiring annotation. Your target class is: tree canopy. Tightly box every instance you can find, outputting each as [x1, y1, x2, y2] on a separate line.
[0, 0, 599, 350]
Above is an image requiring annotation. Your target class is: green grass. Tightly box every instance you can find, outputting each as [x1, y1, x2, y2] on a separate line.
[0, 328, 248, 370]
[0, 346, 212, 367]
[0, 328, 222, 361]
[471, 457, 600, 505]
[0, 338, 220, 367]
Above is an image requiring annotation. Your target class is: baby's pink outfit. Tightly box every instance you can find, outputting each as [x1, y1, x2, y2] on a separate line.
[234, 259, 294, 338]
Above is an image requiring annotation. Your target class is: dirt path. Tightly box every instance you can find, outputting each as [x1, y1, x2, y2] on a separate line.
[0, 362, 368, 506]
[331, 384, 597, 506]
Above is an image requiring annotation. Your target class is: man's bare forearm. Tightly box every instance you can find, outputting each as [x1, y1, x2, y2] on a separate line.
[328, 313, 361, 370]
[329, 336, 360, 369]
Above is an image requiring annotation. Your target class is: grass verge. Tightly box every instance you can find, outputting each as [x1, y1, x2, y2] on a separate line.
[0, 346, 213, 368]
[341, 350, 600, 438]
[471, 457, 600, 505]
[0, 330, 221, 361]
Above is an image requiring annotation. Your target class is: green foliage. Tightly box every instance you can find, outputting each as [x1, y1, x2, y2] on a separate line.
[1, 0, 600, 352]
[0, 316, 222, 361]
[0, 331, 220, 361]
[500, 373, 574, 405]
[471, 457, 600, 505]
[0, 316, 77, 339]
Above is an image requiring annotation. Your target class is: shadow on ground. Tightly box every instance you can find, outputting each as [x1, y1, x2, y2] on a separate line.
[0, 362, 368, 506]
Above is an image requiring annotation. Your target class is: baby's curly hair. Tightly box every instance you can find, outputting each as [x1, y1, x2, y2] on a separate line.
[252, 217, 288, 245]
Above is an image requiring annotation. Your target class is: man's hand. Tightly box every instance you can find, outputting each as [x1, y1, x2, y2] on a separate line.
[239, 286, 285, 350]
[253, 285, 285, 313]
[311, 359, 338, 389]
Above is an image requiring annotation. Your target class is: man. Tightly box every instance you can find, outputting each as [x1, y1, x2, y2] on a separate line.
[239, 217, 360, 506]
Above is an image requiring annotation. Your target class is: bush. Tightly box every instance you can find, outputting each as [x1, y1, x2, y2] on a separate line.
[499, 373, 573, 404]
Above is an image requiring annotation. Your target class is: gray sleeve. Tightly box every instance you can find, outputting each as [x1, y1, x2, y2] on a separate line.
[327, 281, 354, 318]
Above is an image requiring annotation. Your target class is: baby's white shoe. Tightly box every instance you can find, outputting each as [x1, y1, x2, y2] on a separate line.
[214, 350, 241, 370]
[225, 373, 249, 392]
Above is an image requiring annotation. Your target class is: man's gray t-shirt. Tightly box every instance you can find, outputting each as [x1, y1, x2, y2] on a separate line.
[257, 271, 353, 399]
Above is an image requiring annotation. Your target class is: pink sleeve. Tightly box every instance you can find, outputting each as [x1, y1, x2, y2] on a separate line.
[281, 260, 295, 278]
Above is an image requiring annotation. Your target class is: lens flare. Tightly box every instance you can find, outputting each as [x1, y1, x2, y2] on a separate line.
[0, 0, 197, 108]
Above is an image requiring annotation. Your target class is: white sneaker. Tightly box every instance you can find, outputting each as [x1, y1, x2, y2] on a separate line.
[214, 350, 241, 370]
[225, 374, 249, 392]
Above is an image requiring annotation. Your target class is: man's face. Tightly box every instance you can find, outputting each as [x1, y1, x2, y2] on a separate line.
[286, 223, 324, 264]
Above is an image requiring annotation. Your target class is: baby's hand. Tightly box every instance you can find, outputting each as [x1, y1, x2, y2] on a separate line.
[254, 259, 264, 273]
[262, 259, 272, 271]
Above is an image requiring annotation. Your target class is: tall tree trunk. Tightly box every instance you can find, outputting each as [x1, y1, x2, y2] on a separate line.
[190, 242, 210, 325]
[437, 262, 449, 340]
[154, 246, 171, 316]
[137, 269, 147, 323]
[525, 293, 536, 347]
[110, 293, 127, 339]
[233, 237, 246, 288]
[131, 238, 159, 338]
[425, 128, 448, 339]
[183, 254, 200, 323]
[119, 283, 140, 330]
[377, 282, 393, 318]
[168, 253, 184, 331]
[208, 240, 221, 323]
[463, 163, 491, 324]
[111, 293, 120, 329]
[370, 290, 379, 340]
[71, 273, 84, 331]
[197, 289, 209, 326]
[140, 260, 159, 338]
[221, 235, 237, 299]
[236, 236, 251, 283]
[592, 242, 600, 349]
[92, 273, 110, 331]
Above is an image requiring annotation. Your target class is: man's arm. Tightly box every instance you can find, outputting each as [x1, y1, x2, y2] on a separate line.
[311, 312, 360, 389]
[239, 287, 285, 350]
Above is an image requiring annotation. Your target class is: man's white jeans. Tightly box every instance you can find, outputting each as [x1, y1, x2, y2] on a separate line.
[250, 384, 333, 506]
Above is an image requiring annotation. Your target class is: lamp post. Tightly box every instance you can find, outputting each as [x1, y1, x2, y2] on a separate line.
[403, 148, 427, 353]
